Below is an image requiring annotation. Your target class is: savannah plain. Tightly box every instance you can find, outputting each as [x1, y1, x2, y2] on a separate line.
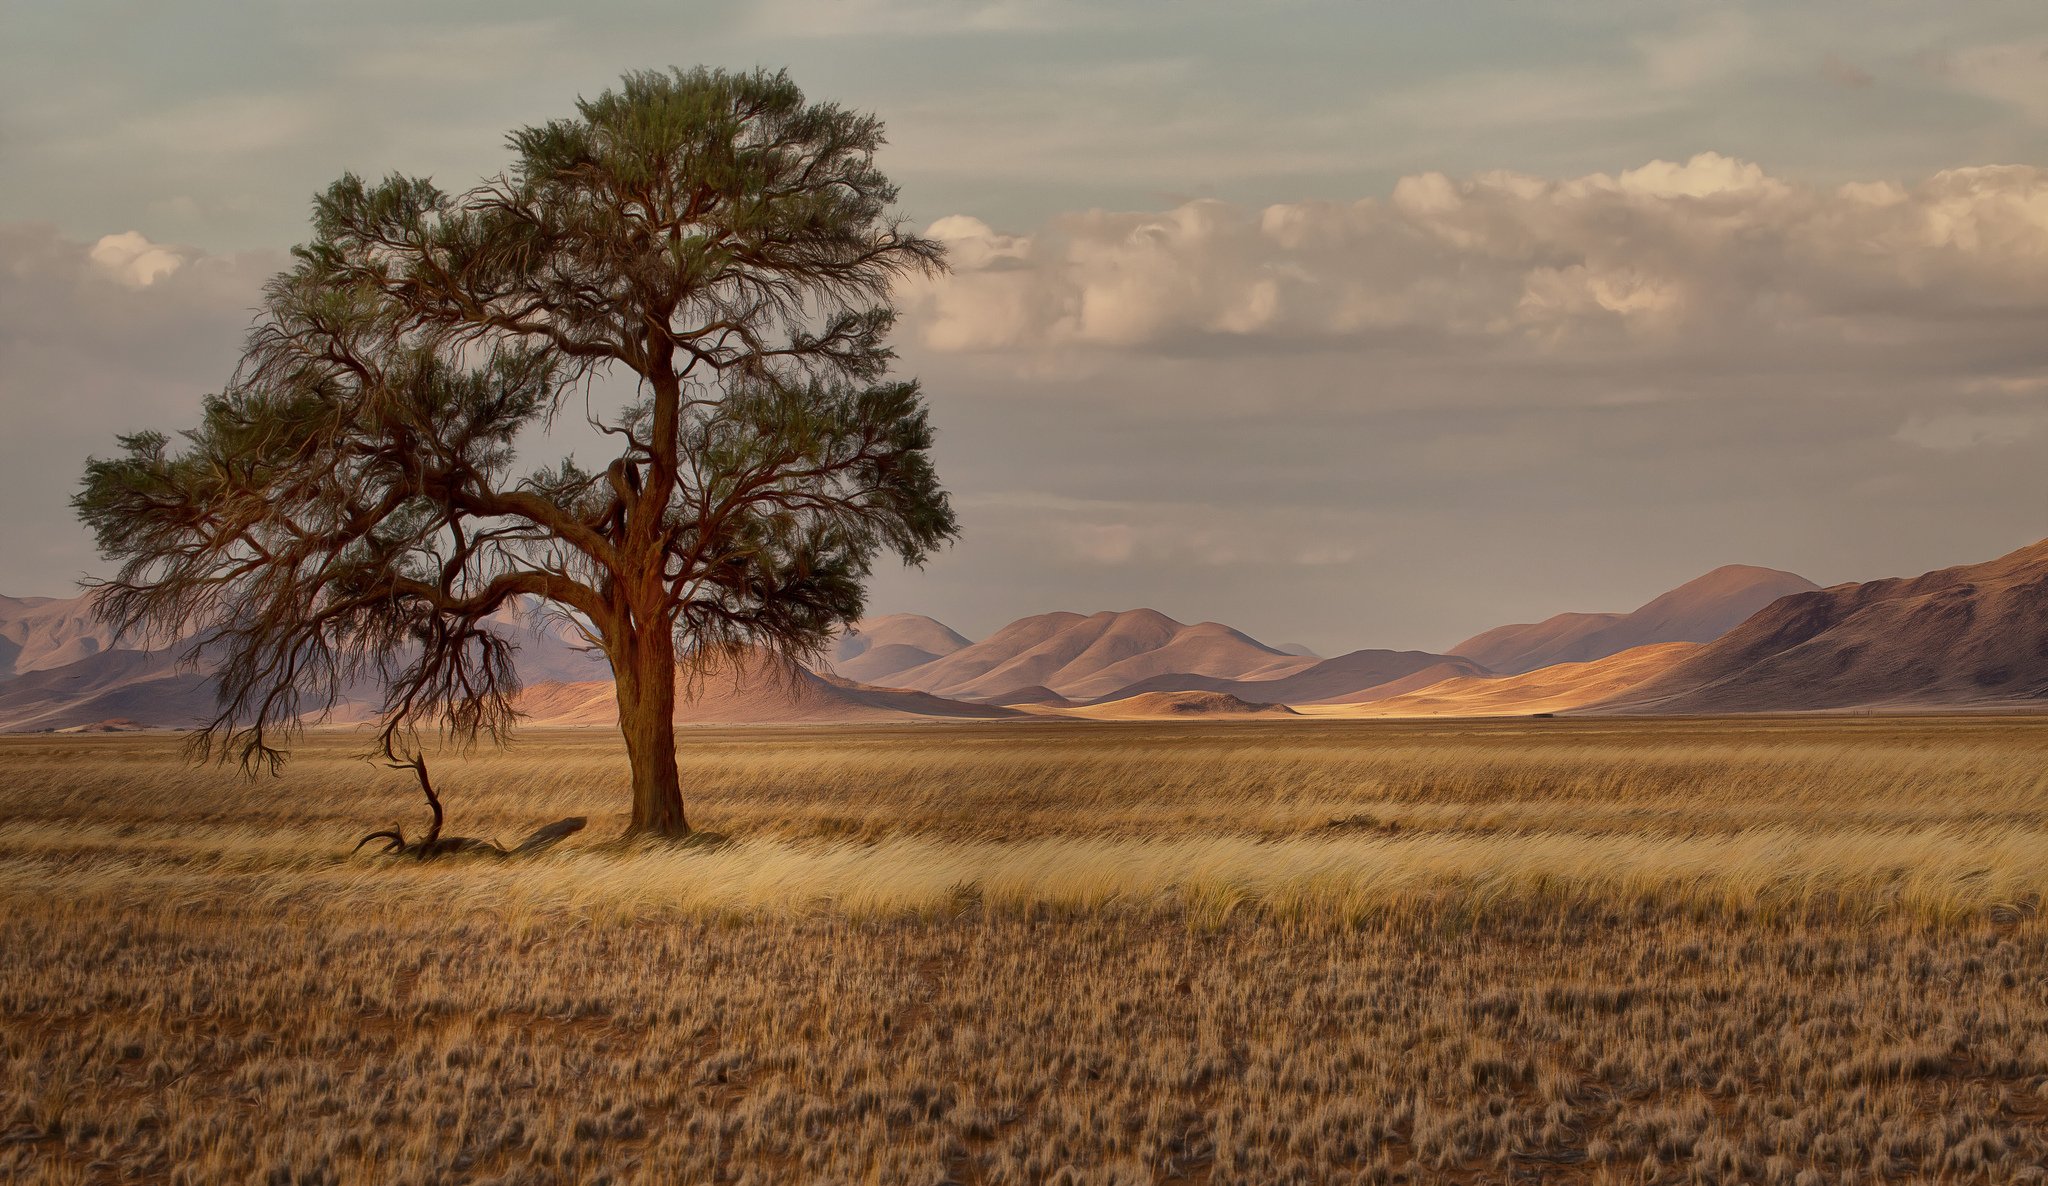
[6, 716, 2048, 1185]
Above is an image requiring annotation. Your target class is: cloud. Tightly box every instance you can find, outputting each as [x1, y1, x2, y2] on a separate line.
[87, 231, 187, 288]
[906, 154, 2048, 370]
[868, 153, 2048, 647]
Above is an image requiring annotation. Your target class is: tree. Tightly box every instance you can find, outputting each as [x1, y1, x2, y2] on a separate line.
[75, 68, 956, 838]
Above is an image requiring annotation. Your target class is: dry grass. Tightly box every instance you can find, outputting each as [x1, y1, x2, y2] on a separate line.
[4, 716, 2048, 1183]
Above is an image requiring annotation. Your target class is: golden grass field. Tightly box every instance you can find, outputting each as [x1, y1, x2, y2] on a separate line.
[5, 716, 2048, 1184]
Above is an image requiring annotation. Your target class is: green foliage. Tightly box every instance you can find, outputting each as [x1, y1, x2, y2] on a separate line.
[76, 67, 956, 778]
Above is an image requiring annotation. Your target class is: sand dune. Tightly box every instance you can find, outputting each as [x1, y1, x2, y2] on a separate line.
[1592, 539, 2048, 714]
[1312, 642, 1699, 718]
[885, 609, 1308, 700]
[1062, 690, 1299, 720]
[1091, 649, 1490, 707]
[981, 685, 1075, 708]
[1452, 565, 1817, 674]
[517, 651, 1022, 726]
[828, 613, 971, 684]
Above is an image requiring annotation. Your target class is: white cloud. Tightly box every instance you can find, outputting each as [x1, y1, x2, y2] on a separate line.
[904, 154, 2048, 360]
[87, 231, 186, 288]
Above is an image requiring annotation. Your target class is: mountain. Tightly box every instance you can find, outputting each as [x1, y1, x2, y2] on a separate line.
[882, 609, 1312, 701]
[1591, 540, 2048, 714]
[0, 591, 618, 731]
[1450, 565, 1820, 675]
[1088, 649, 1490, 706]
[827, 614, 972, 685]
[483, 598, 613, 684]
[0, 591, 219, 730]
[0, 592, 129, 678]
[1330, 642, 1699, 718]
[981, 685, 1075, 708]
[516, 652, 1021, 725]
[0, 647, 217, 732]
[0, 593, 992, 731]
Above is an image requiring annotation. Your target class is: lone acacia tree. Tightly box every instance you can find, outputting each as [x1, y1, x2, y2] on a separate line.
[75, 68, 956, 838]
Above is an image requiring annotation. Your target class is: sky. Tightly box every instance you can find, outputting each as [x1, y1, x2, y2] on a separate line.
[2, 0, 2046, 654]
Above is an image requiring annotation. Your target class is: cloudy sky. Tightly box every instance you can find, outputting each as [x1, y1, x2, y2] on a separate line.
[4, 1, 2046, 653]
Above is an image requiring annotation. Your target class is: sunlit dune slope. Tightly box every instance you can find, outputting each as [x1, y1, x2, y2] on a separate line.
[1093, 650, 1488, 706]
[1308, 642, 1699, 717]
[980, 685, 1075, 708]
[1060, 690, 1299, 719]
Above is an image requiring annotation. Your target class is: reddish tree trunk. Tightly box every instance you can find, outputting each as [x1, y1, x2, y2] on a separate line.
[615, 628, 689, 838]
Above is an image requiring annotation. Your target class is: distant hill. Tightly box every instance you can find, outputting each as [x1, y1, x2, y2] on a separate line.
[0, 647, 216, 733]
[0, 592, 617, 732]
[1088, 649, 1490, 707]
[1451, 565, 1819, 674]
[883, 609, 1311, 701]
[0, 591, 131, 678]
[0, 594, 1004, 731]
[10, 541, 2042, 727]
[1332, 642, 1699, 718]
[517, 652, 1022, 725]
[1591, 540, 2048, 714]
[827, 614, 972, 685]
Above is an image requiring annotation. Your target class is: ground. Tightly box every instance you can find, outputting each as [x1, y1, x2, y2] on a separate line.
[4, 717, 2047, 1184]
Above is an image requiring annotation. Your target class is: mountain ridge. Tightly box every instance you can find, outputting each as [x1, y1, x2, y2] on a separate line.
[877, 608, 1314, 701]
[1450, 564, 1820, 674]
[6, 544, 2042, 728]
[1589, 540, 2048, 714]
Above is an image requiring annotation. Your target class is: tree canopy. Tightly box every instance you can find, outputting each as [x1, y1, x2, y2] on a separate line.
[77, 67, 956, 836]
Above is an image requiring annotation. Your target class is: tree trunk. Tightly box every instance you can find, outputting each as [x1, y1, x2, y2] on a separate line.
[615, 631, 690, 839]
